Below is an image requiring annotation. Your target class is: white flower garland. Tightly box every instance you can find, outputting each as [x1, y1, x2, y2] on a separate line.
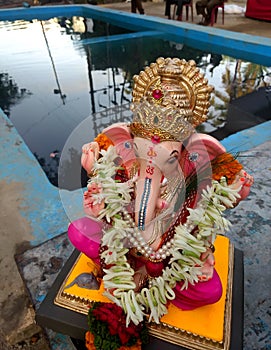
[87, 146, 241, 326]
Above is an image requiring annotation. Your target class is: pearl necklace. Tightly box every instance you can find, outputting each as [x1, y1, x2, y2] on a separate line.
[122, 208, 174, 260]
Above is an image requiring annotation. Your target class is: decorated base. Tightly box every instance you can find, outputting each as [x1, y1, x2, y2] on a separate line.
[36, 239, 244, 350]
[54, 235, 233, 350]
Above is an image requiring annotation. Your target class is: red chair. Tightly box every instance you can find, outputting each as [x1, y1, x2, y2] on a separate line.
[181, 0, 194, 21]
[210, 1, 226, 26]
[173, 0, 193, 22]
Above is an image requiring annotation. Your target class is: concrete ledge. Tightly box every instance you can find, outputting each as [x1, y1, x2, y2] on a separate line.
[221, 120, 271, 152]
[0, 110, 70, 245]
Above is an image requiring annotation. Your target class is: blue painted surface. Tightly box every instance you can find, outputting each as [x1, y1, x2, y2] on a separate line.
[0, 5, 271, 66]
[0, 109, 83, 246]
[221, 120, 271, 153]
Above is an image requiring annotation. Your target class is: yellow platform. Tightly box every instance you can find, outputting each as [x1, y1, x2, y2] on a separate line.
[55, 235, 233, 350]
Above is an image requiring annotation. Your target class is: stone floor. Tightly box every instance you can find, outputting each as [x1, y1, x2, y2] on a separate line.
[223, 141, 271, 350]
[14, 234, 76, 350]
[102, 0, 271, 39]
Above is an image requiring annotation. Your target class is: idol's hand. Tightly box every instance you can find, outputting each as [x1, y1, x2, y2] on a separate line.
[230, 169, 254, 205]
[83, 182, 104, 217]
[198, 248, 215, 282]
[81, 141, 100, 175]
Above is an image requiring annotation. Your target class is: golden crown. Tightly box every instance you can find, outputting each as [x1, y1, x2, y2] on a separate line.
[131, 57, 213, 142]
[130, 101, 195, 142]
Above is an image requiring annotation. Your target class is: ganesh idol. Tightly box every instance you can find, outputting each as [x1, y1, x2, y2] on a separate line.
[68, 57, 253, 326]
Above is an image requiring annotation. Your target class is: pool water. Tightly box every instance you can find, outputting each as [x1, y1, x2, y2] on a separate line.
[0, 16, 270, 189]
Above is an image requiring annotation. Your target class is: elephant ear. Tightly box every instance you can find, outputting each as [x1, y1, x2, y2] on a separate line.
[181, 133, 226, 179]
[103, 123, 131, 144]
[102, 123, 136, 167]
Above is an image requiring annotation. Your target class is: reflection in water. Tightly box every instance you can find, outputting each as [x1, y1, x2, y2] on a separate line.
[209, 54, 223, 76]
[0, 73, 31, 117]
[41, 20, 66, 105]
[0, 17, 270, 189]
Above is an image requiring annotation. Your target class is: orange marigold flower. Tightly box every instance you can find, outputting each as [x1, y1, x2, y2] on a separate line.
[85, 331, 96, 350]
[211, 153, 243, 185]
[94, 133, 113, 151]
[85, 331, 142, 350]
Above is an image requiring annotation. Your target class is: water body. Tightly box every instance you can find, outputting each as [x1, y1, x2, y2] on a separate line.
[0, 16, 270, 188]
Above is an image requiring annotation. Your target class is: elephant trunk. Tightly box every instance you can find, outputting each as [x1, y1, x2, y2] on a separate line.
[134, 167, 162, 231]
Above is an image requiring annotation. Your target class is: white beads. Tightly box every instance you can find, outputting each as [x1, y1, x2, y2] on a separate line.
[122, 210, 172, 261]
[166, 242, 171, 248]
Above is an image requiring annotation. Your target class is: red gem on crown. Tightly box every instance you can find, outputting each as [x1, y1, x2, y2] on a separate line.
[152, 88, 163, 100]
[151, 135, 160, 144]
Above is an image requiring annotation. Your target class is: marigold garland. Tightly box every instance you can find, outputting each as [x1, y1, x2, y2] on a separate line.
[211, 152, 243, 185]
[94, 133, 114, 151]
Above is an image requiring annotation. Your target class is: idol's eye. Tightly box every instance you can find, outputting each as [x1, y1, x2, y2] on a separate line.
[167, 150, 179, 164]
[167, 155, 178, 164]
